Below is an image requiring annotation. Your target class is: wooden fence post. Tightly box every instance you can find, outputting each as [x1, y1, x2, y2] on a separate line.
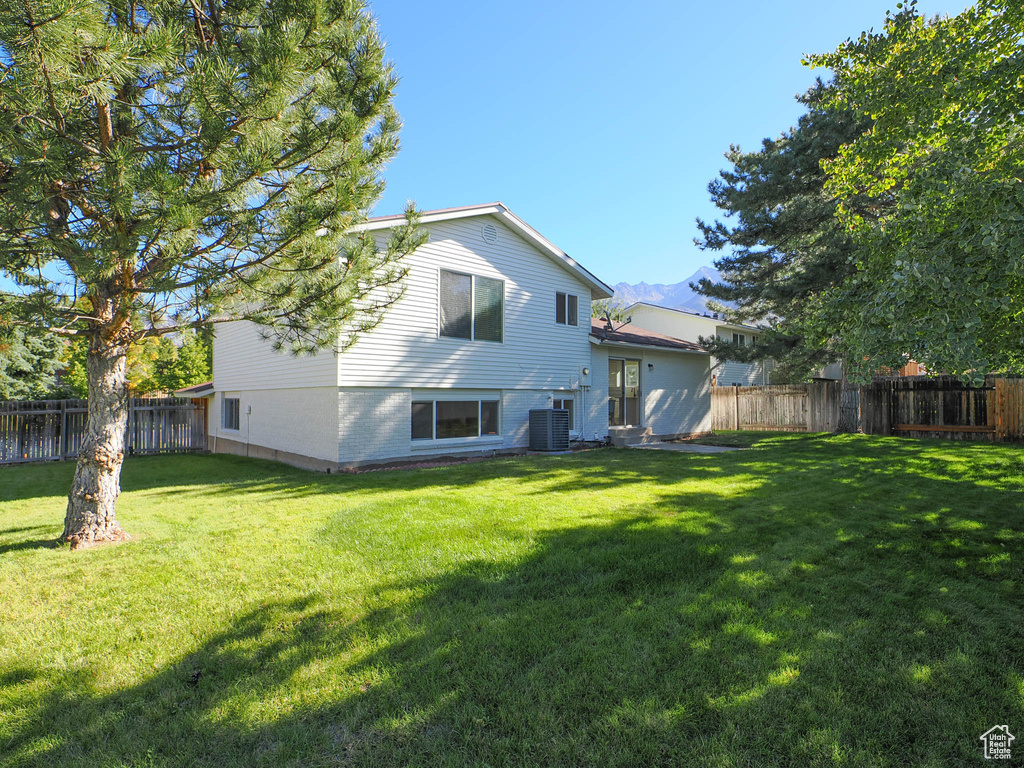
[59, 400, 66, 459]
[733, 385, 740, 431]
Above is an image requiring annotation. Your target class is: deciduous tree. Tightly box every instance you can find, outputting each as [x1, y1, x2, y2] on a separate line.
[807, 0, 1024, 381]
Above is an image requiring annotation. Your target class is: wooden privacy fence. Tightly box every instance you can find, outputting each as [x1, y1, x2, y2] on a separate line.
[0, 398, 206, 465]
[861, 375, 1024, 441]
[712, 381, 843, 433]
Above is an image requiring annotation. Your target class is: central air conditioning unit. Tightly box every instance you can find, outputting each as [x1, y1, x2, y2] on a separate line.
[529, 409, 570, 451]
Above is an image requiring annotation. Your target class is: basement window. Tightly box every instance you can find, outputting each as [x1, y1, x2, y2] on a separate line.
[222, 398, 240, 431]
[552, 397, 574, 430]
[411, 399, 500, 440]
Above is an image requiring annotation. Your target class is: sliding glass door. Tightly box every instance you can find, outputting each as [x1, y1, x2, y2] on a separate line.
[608, 359, 640, 427]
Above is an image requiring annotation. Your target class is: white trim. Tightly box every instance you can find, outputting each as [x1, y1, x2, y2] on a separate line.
[411, 438, 505, 452]
[356, 203, 614, 299]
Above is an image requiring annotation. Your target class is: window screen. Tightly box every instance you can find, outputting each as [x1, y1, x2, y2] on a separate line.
[435, 401, 479, 439]
[474, 277, 503, 342]
[222, 398, 240, 430]
[567, 294, 578, 326]
[481, 401, 499, 435]
[411, 402, 433, 440]
[440, 271, 472, 339]
[555, 292, 567, 324]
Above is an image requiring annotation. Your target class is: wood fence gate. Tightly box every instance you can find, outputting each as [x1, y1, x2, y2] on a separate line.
[0, 398, 206, 465]
[860, 375, 1024, 441]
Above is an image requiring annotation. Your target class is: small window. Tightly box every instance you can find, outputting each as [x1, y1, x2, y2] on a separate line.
[222, 397, 240, 431]
[552, 397, 574, 430]
[732, 333, 746, 347]
[440, 270, 503, 342]
[556, 292, 578, 326]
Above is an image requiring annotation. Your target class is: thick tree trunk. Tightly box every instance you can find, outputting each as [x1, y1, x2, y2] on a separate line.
[60, 334, 131, 549]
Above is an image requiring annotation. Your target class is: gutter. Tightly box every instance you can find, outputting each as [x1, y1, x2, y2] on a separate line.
[588, 336, 710, 356]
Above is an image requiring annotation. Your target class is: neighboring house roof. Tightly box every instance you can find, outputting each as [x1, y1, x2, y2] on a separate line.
[589, 318, 707, 354]
[355, 202, 614, 299]
[624, 301, 762, 333]
[174, 381, 214, 397]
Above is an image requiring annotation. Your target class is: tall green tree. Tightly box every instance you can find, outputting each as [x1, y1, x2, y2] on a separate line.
[0, 325, 64, 399]
[807, 0, 1024, 382]
[152, 329, 211, 393]
[693, 81, 874, 381]
[0, 0, 422, 548]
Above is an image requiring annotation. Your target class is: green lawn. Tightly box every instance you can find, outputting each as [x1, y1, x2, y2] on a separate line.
[1, 434, 1022, 767]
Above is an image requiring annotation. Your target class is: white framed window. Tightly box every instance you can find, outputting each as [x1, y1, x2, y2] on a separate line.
[439, 270, 503, 342]
[411, 399, 500, 440]
[732, 333, 747, 346]
[555, 292, 578, 326]
[222, 397, 240, 431]
[552, 397, 574, 430]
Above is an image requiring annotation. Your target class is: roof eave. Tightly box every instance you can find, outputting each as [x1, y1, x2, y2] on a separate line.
[589, 336, 709, 356]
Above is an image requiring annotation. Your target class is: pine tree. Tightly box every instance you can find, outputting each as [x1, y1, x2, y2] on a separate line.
[0, 0, 423, 548]
[0, 325, 65, 399]
[693, 81, 875, 381]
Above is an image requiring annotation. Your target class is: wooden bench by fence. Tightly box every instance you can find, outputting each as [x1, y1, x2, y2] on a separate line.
[861, 375, 1024, 441]
[0, 398, 206, 465]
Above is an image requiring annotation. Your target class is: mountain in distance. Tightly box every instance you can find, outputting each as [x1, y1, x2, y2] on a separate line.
[611, 266, 728, 314]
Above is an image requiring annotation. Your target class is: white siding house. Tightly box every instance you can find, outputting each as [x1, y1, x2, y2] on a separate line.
[208, 204, 712, 469]
[624, 302, 771, 387]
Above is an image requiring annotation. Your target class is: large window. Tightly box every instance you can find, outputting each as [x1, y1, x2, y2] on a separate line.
[555, 292, 578, 326]
[439, 270, 503, 342]
[732, 333, 747, 346]
[222, 397, 240, 430]
[552, 397, 574, 430]
[411, 399, 500, 440]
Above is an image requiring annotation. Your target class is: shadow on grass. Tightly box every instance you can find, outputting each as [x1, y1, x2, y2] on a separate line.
[4, 466, 1023, 766]
[0, 525, 57, 556]
[3, 432, 1024, 511]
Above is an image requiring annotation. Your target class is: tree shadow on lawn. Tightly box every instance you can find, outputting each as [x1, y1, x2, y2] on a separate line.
[5, 478, 1023, 767]
[3, 432, 1023, 509]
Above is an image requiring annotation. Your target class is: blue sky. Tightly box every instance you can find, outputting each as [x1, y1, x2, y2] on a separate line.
[370, 0, 974, 287]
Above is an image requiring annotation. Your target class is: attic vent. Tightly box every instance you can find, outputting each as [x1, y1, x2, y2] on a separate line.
[481, 223, 498, 244]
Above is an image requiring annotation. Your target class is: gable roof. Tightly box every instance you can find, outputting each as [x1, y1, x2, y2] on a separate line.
[355, 203, 614, 299]
[624, 301, 762, 333]
[589, 318, 707, 354]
